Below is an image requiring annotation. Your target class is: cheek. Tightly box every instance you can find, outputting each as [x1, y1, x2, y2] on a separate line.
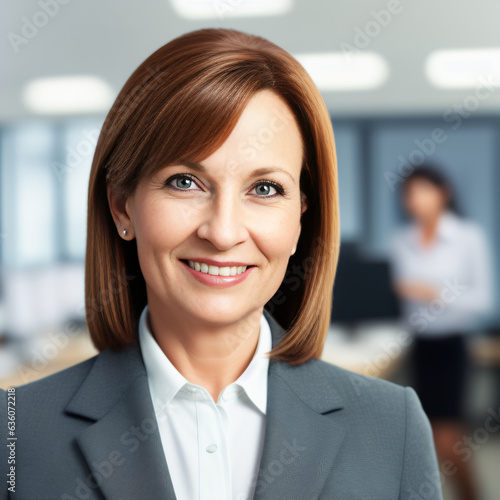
[134, 199, 197, 259]
[251, 207, 301, 263]
[430, 191, 444, 208]
[407, 192, 425, 210]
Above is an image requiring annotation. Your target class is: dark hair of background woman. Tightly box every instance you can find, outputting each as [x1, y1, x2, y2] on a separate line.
[401, 163, 462, 217]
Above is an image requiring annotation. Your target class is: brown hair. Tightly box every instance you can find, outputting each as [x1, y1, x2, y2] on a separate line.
[86, 28, 340, 365]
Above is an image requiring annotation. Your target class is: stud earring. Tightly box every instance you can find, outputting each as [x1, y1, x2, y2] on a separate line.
[122, 229, 128, 236]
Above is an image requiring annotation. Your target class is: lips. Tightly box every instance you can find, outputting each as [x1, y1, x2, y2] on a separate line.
[179, 259, 256, 287]
[182, 259, 253, 276]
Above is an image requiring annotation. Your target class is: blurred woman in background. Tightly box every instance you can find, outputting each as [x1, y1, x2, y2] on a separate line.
[389, 165, 495, 500]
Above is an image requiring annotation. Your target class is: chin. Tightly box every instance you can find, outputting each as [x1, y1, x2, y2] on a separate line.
[186, 301, 259, 327]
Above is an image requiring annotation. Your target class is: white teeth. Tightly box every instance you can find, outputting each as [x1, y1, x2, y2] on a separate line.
[186, 260, 249, 276]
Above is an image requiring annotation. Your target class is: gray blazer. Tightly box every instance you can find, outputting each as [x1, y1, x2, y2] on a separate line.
[1, 310, 442, 500]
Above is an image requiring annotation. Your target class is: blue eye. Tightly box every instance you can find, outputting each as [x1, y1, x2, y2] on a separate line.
[166, 174, 199, 190]
[251, 181, 285, 198]
[253, 183, 276, 196]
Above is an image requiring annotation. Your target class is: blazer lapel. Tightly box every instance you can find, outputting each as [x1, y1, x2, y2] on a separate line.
[65, 309, 345, 500]
[65, 343, 176, 499]
[255, 310, 346, 499]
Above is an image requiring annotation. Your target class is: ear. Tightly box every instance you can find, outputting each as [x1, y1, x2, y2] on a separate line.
[291, 192, 308, 256]
[300, 191, 308, 216]
[107, 185, 135, 240]
[291, 229, 300, 256]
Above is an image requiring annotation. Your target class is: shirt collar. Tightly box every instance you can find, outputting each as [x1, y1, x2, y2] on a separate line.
[435, 209, 461, 241]
[410, 209, 460, 245]
[231, 311, 271, 414]
[138, 304, 271, 415]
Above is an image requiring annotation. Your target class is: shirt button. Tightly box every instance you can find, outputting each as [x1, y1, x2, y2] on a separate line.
[206, 444, 218, 453]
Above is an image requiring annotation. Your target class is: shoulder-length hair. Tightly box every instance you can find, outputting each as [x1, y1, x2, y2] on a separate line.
[86, 28, 340, 365]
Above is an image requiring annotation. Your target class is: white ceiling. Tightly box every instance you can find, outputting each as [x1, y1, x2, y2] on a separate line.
[1, 0, 500, 121]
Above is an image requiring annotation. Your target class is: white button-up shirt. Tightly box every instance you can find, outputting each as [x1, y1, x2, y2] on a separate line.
[388, 209, 495, 336]
[138, 304, 271, 500]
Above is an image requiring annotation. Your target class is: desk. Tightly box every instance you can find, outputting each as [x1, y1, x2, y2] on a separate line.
[321, 321, 411, 379]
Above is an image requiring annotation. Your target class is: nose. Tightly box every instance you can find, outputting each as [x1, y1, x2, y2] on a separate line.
[196, 192, 250, 251]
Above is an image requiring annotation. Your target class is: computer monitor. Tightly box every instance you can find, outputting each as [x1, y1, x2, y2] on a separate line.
[331, 242, 401, 324]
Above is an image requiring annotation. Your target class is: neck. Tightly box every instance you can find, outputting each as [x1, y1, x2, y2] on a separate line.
[417, 211, 442, 244]
[146, 296, 264, 402]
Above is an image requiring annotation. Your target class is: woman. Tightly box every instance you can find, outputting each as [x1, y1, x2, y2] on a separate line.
[1, 29, 441, 500]
[389, 165, 494, 500]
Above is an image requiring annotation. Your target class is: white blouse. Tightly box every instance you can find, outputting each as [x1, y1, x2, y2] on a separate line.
[138, 304, 271, 500]
[388, 209, 495, 336]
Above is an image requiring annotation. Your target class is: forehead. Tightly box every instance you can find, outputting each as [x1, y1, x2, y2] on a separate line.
[407, 178, 439, 190]
[202, 89, 304, 174]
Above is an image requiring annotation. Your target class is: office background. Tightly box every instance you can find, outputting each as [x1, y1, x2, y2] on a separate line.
[1, 1, 499, 499]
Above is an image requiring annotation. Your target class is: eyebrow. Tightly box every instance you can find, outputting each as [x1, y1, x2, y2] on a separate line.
[176, 161, 297, 185]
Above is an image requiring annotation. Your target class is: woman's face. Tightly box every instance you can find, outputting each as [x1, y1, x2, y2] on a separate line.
[122, 89, 305, 327]
[403, 178, 447, 222]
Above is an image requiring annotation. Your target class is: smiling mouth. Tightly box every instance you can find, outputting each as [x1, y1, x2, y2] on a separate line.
[180, 259, 255, 276]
